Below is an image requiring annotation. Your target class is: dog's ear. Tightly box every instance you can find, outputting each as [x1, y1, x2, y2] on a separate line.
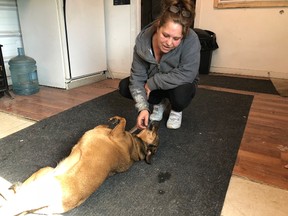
[145, 150, 152, 164]
[145, 144, 158, 164]
[149, 121, 160, 132]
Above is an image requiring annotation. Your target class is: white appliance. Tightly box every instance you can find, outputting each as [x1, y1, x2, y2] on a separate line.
[17, 0, 107, 89]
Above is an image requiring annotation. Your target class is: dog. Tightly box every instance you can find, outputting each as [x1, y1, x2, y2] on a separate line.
[0, 116, 160, 215]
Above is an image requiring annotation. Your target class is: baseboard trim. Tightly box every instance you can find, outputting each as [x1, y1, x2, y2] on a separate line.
[65, 72, 107, 89]
[210, 67, 288, 80]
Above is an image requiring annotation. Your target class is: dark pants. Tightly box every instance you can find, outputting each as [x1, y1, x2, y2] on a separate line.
[118, 77, 197, 112]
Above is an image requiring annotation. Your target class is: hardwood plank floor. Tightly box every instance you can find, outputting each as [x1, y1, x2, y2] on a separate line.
[233, 93, 288, 190]
[0, 78, 288, 191]
[0, 79, 120, 121]
[199, 84, 288, 189]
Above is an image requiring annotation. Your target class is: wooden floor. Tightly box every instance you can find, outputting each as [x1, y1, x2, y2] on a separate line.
[0, 78, 288, 190]
[0, 79, 120, 121]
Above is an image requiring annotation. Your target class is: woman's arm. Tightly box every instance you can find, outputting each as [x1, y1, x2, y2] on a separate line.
[129, 47, 150, 113]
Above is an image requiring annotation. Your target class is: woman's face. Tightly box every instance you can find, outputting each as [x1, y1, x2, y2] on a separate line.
[156, 21, 183, 53]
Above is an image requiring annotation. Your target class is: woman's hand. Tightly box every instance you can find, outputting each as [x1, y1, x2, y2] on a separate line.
[137, 110, 149, 129]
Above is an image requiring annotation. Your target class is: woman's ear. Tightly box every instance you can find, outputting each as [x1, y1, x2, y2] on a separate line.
[155, 20, 160, 29]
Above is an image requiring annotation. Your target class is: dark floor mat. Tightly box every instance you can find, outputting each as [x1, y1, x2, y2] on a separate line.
[199, 74, 279, 95]
[0, 89, 253, 216]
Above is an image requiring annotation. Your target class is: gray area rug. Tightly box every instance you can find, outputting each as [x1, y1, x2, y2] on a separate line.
[0, 89, 253, 216]
[199, 74, 279, 95]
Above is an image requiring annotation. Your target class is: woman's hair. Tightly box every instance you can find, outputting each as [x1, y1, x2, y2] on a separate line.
[154, 0, 195, 37]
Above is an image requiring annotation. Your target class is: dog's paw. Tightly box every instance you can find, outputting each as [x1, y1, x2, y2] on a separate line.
[108, 116, 121, 128]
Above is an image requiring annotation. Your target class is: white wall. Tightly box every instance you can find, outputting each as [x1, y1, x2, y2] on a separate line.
[105, 1, 288, 79]
[194, 1, 288, 79]
[104, 1, 141, 79]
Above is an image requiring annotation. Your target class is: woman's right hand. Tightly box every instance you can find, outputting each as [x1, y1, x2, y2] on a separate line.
[137, 110, 150, 129]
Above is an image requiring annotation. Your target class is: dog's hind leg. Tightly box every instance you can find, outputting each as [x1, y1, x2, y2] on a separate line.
[22, 167, 54, 186]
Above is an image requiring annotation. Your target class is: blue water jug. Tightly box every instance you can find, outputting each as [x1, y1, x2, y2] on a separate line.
[8, 48, 39, 95]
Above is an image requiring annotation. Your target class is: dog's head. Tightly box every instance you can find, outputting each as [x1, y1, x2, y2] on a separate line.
[136, 121, 160, 164]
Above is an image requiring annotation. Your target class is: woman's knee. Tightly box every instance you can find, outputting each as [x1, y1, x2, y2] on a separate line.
[169, 83, 197, 111]
[118, 77, 132, 99]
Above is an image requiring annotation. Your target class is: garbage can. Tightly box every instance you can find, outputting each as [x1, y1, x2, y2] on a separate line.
[194, 28, 219, 74]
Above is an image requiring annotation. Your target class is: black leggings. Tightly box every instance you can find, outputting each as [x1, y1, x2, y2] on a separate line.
[119, 77, 197, 112]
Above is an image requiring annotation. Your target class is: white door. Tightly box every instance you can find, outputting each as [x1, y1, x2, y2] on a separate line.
[65, 0, 107, 79]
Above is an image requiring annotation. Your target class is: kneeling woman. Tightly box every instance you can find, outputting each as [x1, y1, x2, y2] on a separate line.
[119, 0, 201, 130]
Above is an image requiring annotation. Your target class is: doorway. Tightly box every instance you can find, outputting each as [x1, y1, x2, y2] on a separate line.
[141, 0, 161, 29]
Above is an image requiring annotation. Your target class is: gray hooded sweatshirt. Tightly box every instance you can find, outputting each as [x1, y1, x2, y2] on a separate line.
[129, 24, 201, 113]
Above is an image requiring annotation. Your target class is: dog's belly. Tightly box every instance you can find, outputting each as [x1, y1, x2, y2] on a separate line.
[0, 173, 65, 215]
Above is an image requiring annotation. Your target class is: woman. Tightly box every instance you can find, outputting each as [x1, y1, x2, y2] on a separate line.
[119, 0, 201, 130]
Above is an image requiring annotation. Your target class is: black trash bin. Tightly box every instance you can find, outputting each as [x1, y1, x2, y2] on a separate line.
[194, 28, 219, 74]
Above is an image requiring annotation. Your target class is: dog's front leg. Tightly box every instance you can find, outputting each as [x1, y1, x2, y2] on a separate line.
[109, 116, 126, 137]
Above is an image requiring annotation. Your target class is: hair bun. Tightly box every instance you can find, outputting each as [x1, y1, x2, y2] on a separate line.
[163, 0, 195, 14]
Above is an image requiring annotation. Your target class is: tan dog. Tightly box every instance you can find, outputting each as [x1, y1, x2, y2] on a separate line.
[0, 116, 159, 215]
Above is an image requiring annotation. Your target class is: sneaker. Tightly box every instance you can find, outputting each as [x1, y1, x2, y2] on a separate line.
[166, 110, 182, 129]
[150, 99, 168, 121]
